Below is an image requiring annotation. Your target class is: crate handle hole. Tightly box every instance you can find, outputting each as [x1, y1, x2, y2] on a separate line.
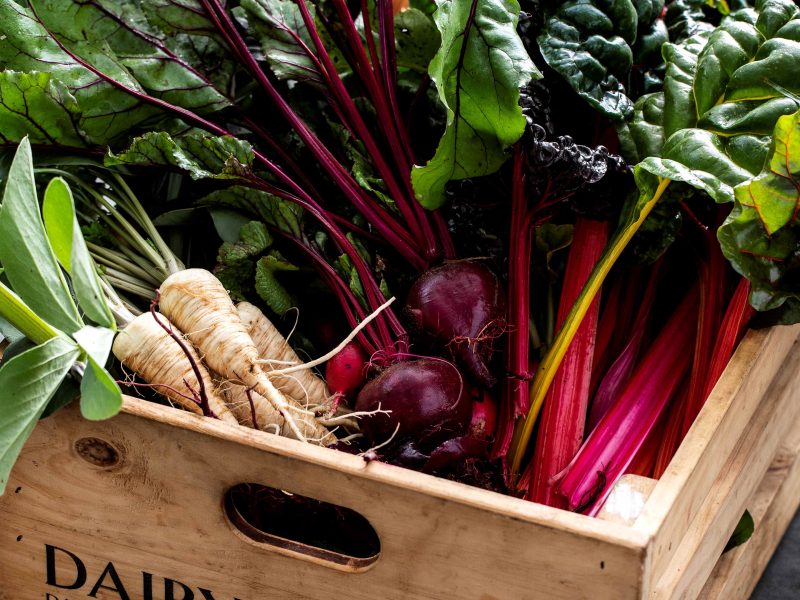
[223, 483, 380, 572]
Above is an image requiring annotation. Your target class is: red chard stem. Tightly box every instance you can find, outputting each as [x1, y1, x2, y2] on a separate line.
[527, 218, 608, 506]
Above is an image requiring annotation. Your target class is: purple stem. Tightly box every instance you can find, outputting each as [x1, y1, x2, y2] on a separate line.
[294, 0, 430, 257]
[149, 294, 217, 419]
[201, 0, 427, 269]
[245, 386, 260, 430]
[34, 1, 409, 355]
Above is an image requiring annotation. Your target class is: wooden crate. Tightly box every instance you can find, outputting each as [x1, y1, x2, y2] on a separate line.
[1, 323, 799, 599]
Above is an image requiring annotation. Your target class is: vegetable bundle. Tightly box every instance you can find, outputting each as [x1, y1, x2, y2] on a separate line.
[0, 0, 798, 528]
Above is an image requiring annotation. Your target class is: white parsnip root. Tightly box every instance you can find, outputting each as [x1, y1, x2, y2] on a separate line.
[112, 312, 238, 425]
[219, 380, 336, 442]
[237, 302, 330, 408]
[157, 269, 335, 446]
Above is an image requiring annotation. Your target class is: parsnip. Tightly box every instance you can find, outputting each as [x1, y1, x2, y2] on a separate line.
[237, 302, 330, 408]
[157, 269, 334, 445]
[112, 312, 238, 425]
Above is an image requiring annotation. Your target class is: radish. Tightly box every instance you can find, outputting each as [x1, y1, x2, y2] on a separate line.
[468, 389, 498, 441]
[325, 340, 368, 403]
[157, 269, 335, 445]
[406, 261, 506, 387]
[355, 359, 471, 450]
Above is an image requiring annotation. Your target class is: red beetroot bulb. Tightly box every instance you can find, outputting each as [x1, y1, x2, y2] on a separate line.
[406, 260, 506, 387]
[355, 359, 471, 450]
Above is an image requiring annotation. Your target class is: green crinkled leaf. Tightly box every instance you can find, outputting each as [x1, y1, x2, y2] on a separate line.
[255, 251, 299, 316]
[236, 0, 325, 87]
[661, 128, 754, 188]
[734, 110, 800, 234]
[411, 0, 540, 209]
[335, 253, 367, 308]
[143, 0, 219, 36]
[719, 202, 800, 310]
[694, 1, 800, 134]
[639, 156, 736, 203]
[29, 0, 230, 115]
[0, 336, 80, 494]
[0, 71, 86, 146]
[537, 0, 638, 122]
[718, 109, 800, 316]
[0, 139, 83, 334]
[0, 3, 160, 143]
[199, 186, 305, 239]
[617, 92, 666, 163]
[329, 121, 397, 212]
[214, 221, 273, 302]
[662, 31, 712, 138]
[635, 0, 800, 207]
[633, 2, 668, 68]
[106, 132, 255, 180]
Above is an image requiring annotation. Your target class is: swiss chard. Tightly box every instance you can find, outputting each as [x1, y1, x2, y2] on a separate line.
[412, 0, 540, 208]
[718, 109, 800, 312]
[638, 0, 800, 202]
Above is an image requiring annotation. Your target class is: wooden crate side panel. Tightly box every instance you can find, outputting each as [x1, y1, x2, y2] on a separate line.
[648, 339, 800, 599]
[636, 325, 800, 583]
[0, 405, 646, 600]
[699, 416, 800, 599]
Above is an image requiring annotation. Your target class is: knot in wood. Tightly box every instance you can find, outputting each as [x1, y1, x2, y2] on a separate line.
[74, 437, 120, 468]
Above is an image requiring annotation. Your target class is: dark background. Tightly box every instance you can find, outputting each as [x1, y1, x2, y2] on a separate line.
[751, 510, 800, 599]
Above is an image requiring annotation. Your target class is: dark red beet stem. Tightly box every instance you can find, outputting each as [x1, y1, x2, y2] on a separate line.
[495, 148, 532, 458]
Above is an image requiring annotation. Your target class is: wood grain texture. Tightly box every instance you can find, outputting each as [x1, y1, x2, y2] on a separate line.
[635, 325, 800, 589]
[646, 332, 800, 599]
[0, 399, 646, 600]
[700, 417, 800, 599]
[1, 324, 798, 599]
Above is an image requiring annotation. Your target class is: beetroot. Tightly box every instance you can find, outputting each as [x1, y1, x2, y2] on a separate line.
[405, 261, 506, 387]
[355, 359, 471, 450]
[325, 340, 368, 401]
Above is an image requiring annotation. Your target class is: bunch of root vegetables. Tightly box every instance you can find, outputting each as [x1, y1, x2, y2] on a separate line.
[1, 0, 797, 518]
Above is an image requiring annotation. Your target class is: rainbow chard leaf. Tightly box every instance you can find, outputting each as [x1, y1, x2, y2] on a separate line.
[411, 0, 540, 209]
[718, 109, 800, 312]
[537, 0, 667, 122]
[639, 0, 800, 201]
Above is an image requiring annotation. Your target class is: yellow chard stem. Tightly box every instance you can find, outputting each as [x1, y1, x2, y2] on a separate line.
[508, 178, 671, 478]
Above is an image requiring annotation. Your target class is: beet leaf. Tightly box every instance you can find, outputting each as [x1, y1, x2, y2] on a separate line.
[411, 0, 540, 208]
